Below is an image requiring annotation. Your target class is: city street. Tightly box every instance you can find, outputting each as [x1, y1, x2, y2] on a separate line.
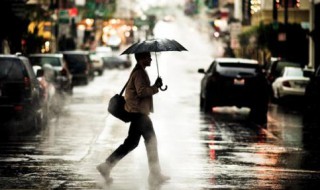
[1, 9, 320, 190]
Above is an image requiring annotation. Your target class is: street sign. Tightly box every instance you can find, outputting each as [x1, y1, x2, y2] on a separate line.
[11, 0, 26, 18]
[59, 10, 69, 24]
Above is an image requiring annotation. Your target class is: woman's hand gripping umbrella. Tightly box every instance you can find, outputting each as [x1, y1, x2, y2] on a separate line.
[120, 38, 188, 91]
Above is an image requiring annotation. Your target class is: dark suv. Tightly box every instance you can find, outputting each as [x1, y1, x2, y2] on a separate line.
[0, 54, 44, 131]
[28, 53, 73, 95]
[62, 51, 93, 85]
[198, 58, 270, 125]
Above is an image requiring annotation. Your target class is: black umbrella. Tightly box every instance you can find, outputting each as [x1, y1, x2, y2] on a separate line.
[121, 38, 187, 54]
[121, 38, 188, 91]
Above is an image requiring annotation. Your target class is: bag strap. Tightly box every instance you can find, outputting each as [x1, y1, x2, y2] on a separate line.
[119, 66, 138, 95]
[119, 79, 129, 95]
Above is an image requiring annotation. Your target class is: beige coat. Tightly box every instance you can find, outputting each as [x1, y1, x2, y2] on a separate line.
[124, 64, 158, 115]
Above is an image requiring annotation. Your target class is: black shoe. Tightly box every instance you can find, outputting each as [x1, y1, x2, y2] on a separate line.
[96, 162, 113, 183]
[148, 173, 170, 185]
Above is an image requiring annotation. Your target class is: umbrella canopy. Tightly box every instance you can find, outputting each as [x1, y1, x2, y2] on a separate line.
[120, 38, 187, 55]
[120, 38, 187, 91]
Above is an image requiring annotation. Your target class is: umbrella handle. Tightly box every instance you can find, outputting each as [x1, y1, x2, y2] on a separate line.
[160, 85, 168, 91]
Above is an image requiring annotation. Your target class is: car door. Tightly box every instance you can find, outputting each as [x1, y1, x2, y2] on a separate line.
[22, 58, 42, 108]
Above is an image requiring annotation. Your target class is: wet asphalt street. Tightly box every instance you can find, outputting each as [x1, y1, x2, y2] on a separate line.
[1, 8, 320, 190]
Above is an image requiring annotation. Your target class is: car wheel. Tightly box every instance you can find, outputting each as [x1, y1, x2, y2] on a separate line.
[274, 89, 283, 104]
[28, 111, 42, 131]
[67, 86, 73, 95]
[250, 93, 269, 126]
[200, 96, 204, 111]
[42, 103, 49, 126]
[249, 103, 268, 126]
[271, 88, 279, 103]
[203, 97, 213, 113]
[83, 77, 89, 85]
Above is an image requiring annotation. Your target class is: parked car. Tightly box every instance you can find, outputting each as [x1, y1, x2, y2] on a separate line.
[304, 64, 320, 121]
[102, 55, 132, 69]
[198, 57, 269, 125]
[0, 54, 44, 131]
[271, 67, 309, 101]
[62, 50, 93, 85]
[95, 46, 112, 57]
[265, 59, 303, 84]
[89, 53, 104, 75]
[28, 53, 73, 95]
[106, 34, 121, 50]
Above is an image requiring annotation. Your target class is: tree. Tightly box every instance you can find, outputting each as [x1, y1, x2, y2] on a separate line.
[239, 22, 309, 65]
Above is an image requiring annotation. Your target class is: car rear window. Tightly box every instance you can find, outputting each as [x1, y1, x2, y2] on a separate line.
[29, 57, 61, 67]
[275, 61, 301, 72]
[283, 67, 303, 77]
[64, 54, 88, 69]
[216, 62, 260, 77]
[0, 58, 25, 80]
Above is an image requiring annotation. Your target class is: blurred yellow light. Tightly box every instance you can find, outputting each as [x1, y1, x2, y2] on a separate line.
[109, 29, 117, 35]
[110, 19, 117, 24]
[45, 41, 50, 52]
[132, 26, 138, 31]
[78, 24, 86, 30]
[214, 31, 220, 38]
[103, 26, 111, 33]
[102, 35, 108, 44]
[250, 0, 261, 14]
[85, 18, 94, 26]
[214, 19, 223, 27]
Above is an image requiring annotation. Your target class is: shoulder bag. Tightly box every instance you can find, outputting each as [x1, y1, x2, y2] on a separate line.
[107, 72, 133, 123]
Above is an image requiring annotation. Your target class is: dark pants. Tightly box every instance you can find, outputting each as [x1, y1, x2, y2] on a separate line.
[106, 113, 161, 174]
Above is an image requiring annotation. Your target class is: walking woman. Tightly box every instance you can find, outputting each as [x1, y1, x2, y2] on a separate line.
[97, 52, 170, 185]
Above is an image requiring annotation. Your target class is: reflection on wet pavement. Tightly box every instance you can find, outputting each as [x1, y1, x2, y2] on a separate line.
[198, 106, 320, 189]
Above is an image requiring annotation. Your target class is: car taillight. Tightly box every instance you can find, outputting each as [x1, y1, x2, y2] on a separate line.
[60, 68, 67, 76]
[24, 77, 30, 88]
[282, 81, 291, 87]
[268, 75, 274, 82]
[14, 105, 23, 111]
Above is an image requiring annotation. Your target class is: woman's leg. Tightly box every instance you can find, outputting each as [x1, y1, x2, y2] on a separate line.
[139, 115, 170, 184]
[139, 115, 161, 175]
[97, 113, 142, 182]
[106, 114, 142, 167]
